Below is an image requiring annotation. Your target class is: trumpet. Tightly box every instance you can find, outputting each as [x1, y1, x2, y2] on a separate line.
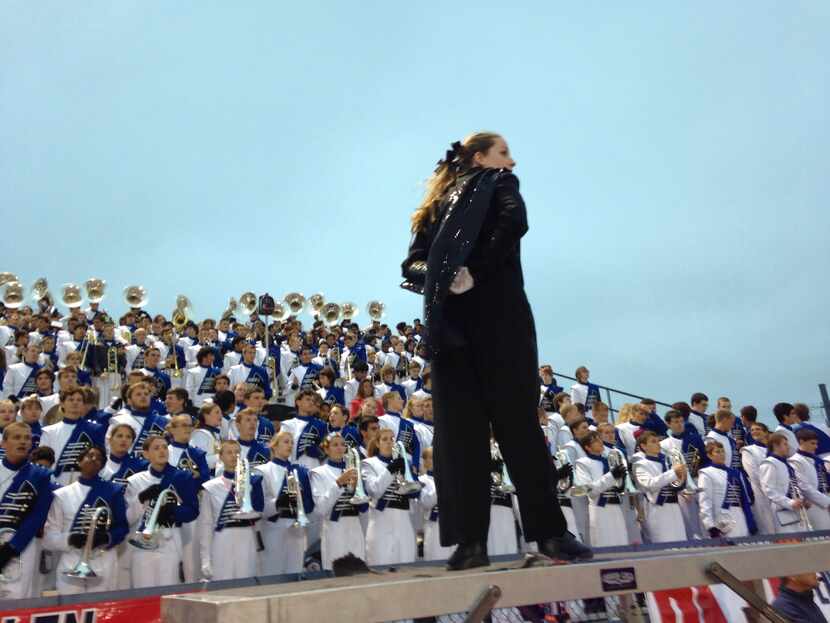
[0, 528, 21, 588]
[233, 457, 260, 519]
[64, 506, 111, 579]
[287, 469, 309, 528]
[554, 449, 591, 496]
[666, 447, 699, 495]
[347, 447, 370, 505]
[792, 482, 813, 531]
[129, 487, 180, 550]
[607, 448, 638, 494]
[392, 441, 422, 495]
[490, 441, 516, 494]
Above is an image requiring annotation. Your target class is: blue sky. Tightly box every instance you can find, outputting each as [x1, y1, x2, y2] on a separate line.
[2, 3, 828, 423]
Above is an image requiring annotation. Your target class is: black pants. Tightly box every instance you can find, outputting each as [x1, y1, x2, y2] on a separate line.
[431, 283, 566, 547]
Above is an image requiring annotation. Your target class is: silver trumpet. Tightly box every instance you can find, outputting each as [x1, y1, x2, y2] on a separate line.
[393, 441, 422, 495]
[792, 482, 813, 531]
[233, 457, 261, 520]
[0, 528, 21, 587]
[554, 449, 591, 497]
[667, 447, 700, 495]
[490, 441, 516, 494]
[129, 487, 180, 550]
[287, 469, 309, 528]
[607, 448, 638, 494]
[65, 506, 111, 578]
[347, 447, 370, 505]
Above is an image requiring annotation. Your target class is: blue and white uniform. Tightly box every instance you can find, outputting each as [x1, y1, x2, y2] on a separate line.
[697, 464, 757, 538]
[40, 418, 106, 486]
[789, 449, 830, 530]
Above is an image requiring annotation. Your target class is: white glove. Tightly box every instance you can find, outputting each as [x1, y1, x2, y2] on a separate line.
[449, 266, 475, 295]
[201, 563, 213, 581]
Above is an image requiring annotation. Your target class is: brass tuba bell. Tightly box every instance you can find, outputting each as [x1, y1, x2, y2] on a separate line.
[2, 281, 24, 309]
[123, 285, 148, 309]
[0, 273, 19, 288]
[61, 283, 84, 309]
[283, 292, 306, 315]
[272, 301, 290, 322]
[308, 293, 325, 315]
[341, 302, 358, 321]
[367, 300, 385, 321]
[239, 292, 257, 316]
[320, 302, 342, 327]
[221, 297, 238, 320]
[85, 278, 106, 304]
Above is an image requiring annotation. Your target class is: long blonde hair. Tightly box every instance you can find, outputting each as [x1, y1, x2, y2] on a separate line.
[411, 132, 501, 233]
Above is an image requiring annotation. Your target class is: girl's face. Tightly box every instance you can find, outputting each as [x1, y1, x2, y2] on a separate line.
[273, 434, 293, 460]
[473, 136, 515, 171]
[325, 436, 347, 460]
[203, 406, 222, 428]
[20, 404, 41, 424]
[0, 403, 17, 426]
[110, 428, 134, 455]
[378, 430, 395, 456]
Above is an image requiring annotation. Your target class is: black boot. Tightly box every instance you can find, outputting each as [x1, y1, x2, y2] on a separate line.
[537, 532, 593, 561]
[446, 541, 490, 571]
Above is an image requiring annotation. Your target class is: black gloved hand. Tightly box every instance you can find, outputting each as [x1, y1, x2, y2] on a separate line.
[610, 464, 627, 479]
[92, 530, 110, 549]
[138, 483, 162, 504]
[708, 527, 723, 539]
[0, 543, 17, 572]
[556, 462, 574, 481]
[67, 532, 86, 549]
[156, 501, 178, 527]
[387, 457, 405, 474]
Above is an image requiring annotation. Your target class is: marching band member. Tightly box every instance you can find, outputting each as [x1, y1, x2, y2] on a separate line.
[124, 329, 151, 372]
[257, 431, 315, 574]
[760, 433, 808, 534]
[1, 343, 42, 399]
[44, 445, 129, 594]
[191, 403, 223, 473]
[705, 410, 742, 470]
[716, 397, 746, 448]
[631, 431, 687, 543]
[697, 440, 757, 539]
[740, 422, 775, 534]
[280, 390, 327, 469]
[539, 364, 564, 413]
[410, 369, 431, 401]
[661, 409, 706, 539]
[138, 347, 171, 395]
[325, 404, 362, 448]
[361, 428, 418, 566]
[125, 435, 200, 588]
[400, 360, 423, 399]
[379, 391, 421, 472]
[773, 402, 799, 458]
[285, 347, 322, 398]
[101, 423, 148, 487]
[570, 366, 601, 416]
[19, 395, 44, 449]
[374, 365, 407, 402]
[788, 428, 830, 530]
[184, 346, 221, 408]
[40, 388, 106, 486]
[488, 438, 519, 556]
[34, 369, 60, 414]
[574, 431, 629, 547]
[199, 440, 265, 581]
[166, 415, 210, 485]
[349, 378, 383, 421]
[310, 431, 368, 571]
[160, 387, 189, 423]
[226, 386, 275, 444]
[615, 403, 648, 457]
[221, 336, 246, 373]
[235, 408, 272, 467]
[57, 324, 86, 367]
[317, 366, 345, 408]
[357, 414, 380, 458]
[343, 359, 370, 406]
[418, 447, 453, 561]
[0, 422, 54, 599]
[228, 344, 272, 401]
[106, 383, 169, 458]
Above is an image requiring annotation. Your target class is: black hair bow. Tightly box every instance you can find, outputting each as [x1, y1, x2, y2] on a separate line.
[435, 141, 464, 173]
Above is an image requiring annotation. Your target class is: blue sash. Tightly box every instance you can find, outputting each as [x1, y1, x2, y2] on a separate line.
[299, 364, 322, 391]
[0, 462, 52, 552]
[323, 386, 346, 407]
[239, 440, 271, 466]
[132, 347, 147, 371]
[797, 423, 830, 456]
[68, 478, 125, 544]
[197, 367, 217, 395]
[54, 421, 103, 477]
[295, 417, 326, 460]
[797, 450, 830, 494]
[17, 363, 41, 398]
[216, 474, 264, 530]
[130, 413, 168, 458]
[711, 464, 757, 535]
[108, 455, 148, 488]
[645, 454, 678, 505]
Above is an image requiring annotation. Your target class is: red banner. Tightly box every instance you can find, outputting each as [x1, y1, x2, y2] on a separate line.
[0, 594, 160, 623]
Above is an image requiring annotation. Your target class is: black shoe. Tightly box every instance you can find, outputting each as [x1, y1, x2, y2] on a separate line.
[446, 541, 490, 571]
[537, 532, 593, 561]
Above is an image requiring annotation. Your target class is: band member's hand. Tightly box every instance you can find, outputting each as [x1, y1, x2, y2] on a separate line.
[138, 483, 162, 504]
[201, 563, 213, 580]
[610, 464, 627, 479]
[556, 462, 574, 481]
[68, 532, 86, 549]
[449, 266, 475, 295]
[337, 468, 357, 487]
[708, 527, 723, 538]
[791, 499, 805, 510]
[92, 530, 111, 549]
[387, 457, 405, 474]
[673, 464, 687, 479]
[0, 543, 16, 571]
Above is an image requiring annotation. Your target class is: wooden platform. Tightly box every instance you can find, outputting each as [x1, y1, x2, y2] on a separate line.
[162, 539, 830, 623]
